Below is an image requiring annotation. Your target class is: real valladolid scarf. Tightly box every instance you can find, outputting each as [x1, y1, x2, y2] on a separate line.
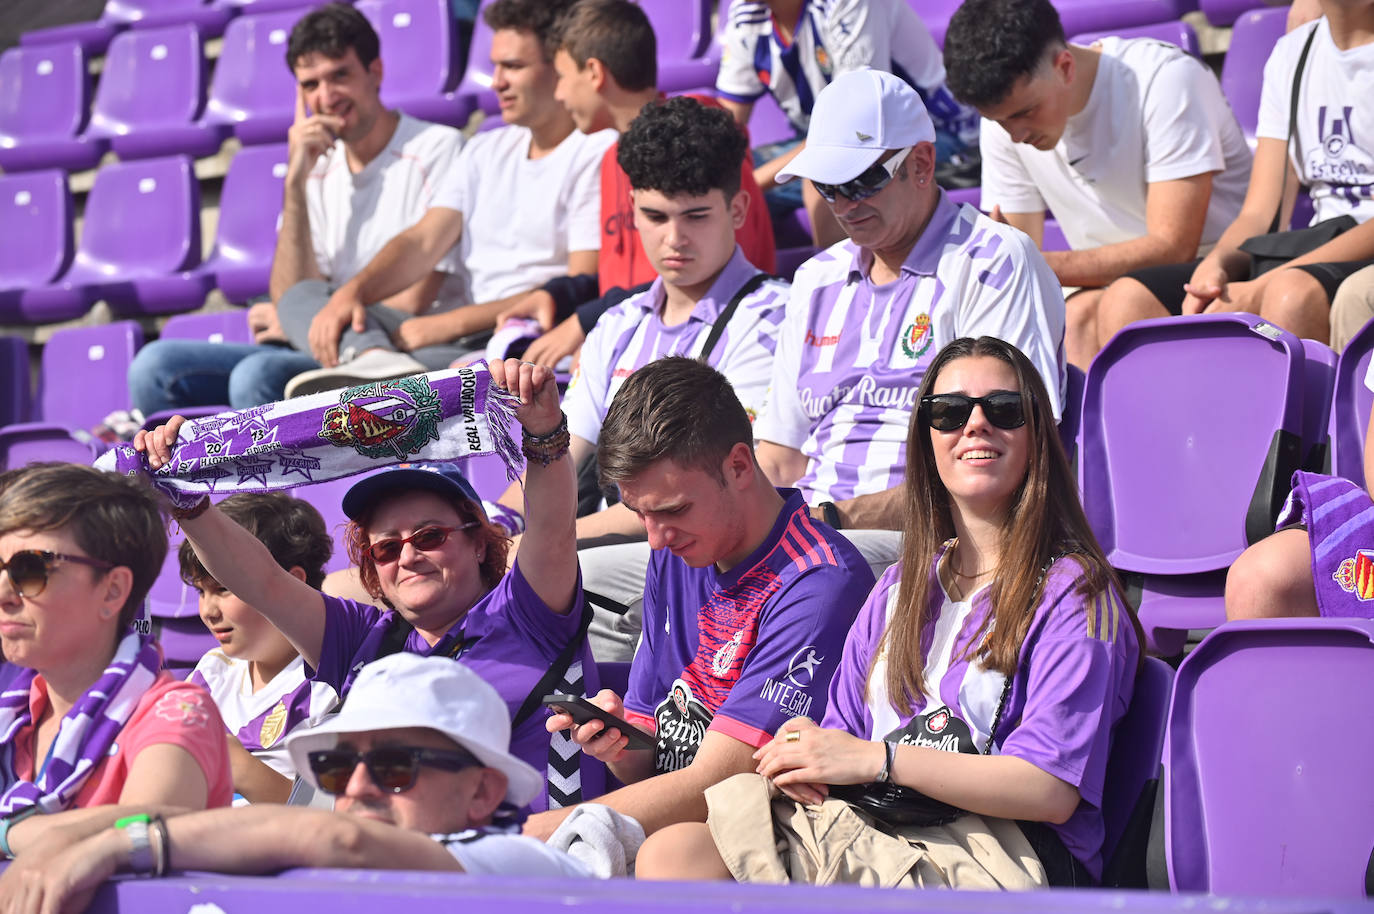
[96, 364, 525, 507]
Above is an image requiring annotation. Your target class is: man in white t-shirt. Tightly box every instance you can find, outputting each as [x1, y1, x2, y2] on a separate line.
[755, 68, 1065, 571]
[0, 655, 588, 904]
[283, 0, 613, 396]
[127, 4, 466, 412]
[942, 0, 1252, 370]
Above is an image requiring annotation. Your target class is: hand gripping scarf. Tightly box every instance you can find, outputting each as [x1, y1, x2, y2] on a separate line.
[95, 365, 524, 507]
[0, 633, 162, 816]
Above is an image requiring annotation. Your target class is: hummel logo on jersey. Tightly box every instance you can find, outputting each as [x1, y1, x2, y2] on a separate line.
[856, 131, 872, 142]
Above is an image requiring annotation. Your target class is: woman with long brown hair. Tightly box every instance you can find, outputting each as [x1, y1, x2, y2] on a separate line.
[636, 337, 1142, 887]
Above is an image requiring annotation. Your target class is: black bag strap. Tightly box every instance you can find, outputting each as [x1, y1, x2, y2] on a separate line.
[697, 273, 775, 363]
[511, 597, 595, 730]
[1268, 24, 1318, 234]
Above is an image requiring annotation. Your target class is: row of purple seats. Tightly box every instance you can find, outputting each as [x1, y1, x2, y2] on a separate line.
[1328, 315, 1374, 482]
[913, 0, 1202, 47]
[19, 0, 325, 55]
[0, 145, 286, 324]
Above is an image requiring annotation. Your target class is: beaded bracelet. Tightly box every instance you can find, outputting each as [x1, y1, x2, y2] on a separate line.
[522, 412, 570, 467]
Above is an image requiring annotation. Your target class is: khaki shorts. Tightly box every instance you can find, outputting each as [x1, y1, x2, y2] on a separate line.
[706, 773, 1046, 890]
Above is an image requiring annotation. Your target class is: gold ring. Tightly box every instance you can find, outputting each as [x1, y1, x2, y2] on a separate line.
[785, 730, 801, 743]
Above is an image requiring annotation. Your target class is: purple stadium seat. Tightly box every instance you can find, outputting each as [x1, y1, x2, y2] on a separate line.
[907, 0, 963, 46]
[0, 42, 108, 173]
[1051, 0, 1199, 37]
[84, 24, 229, 160]
[646, 0, 716, 93]
[1081, 314, 1309, 652]
[1299, 339, 1336, 471]
[1042, 217, 1069, 252]
[775, 246, 818, 281]
[1200, 0, 1269, 27]
[0, 337, 32, 428]
[453, 452, 514, 504]
[216, 0, 338, 11]
[293, 476, 364, 574]
[1058, 362, 1084, 464]
[1161, 618, 1374, 895]
[19, 5, 128, 57]
[1099, 656, 1172, 888]
[747, 92, 800, 149]
[357, 0, 477, 127]
[1330, 316, 1374, 483]
[0, 170, 74, 323]
[451, 0, 500, 117]
[202, 12, 304, 145]
[1071, 19, 1201, 57]
[20, 156, 213, 321]
[199, 143, 289, 304]
[161, 310, 255, 345]
[945, 186, 980, 209]
[0, 321, 142, 470]
[1221, 7, 1288, 141]
[122, 0, 236, 37]
[148, 524, 200, 621]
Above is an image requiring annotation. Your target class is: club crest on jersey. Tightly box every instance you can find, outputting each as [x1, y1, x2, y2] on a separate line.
[1333, 549, 1374, 600]
[712, 629, 745, 678]
[319, 375, 441, 459]
[815, 46, 831, 74]
[901, 314, 933, 359]
[260, 699, 288, 748]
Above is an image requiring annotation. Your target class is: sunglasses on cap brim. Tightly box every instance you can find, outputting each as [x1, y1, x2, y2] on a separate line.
[812, 145, 914, 203]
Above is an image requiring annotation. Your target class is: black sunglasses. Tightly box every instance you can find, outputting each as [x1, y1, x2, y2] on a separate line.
[364, 523, 479, 565]
[0, 549, 114, 598]
[307, 745, 482, 795]
[812, 145, 914, 203]
[920, 392, 1028, 431]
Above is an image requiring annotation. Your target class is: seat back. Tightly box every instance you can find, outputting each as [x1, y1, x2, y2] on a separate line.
[358, 0, 461, 103]
[203, 11, 301, 143]
[642, 0, 711, 62]
[1330, 317, 1374, 483]
[0, 337, 31, 427]
[292, 476, 364, 574]
[0, 170, 73, 292]
[105, 0, 214, 21]
[747, 91, 799, 148]
[207, 143, 288, 272]
[1059, 362, 1085, 467]
[37, 321, 144, 429]
[74, 156, 202, 278]
[1200, 0, 1268, 27]
[160, 310, 254, 345]
[0, 41, 90, 142]
[1163, 618, 1374, 895]
[1070, 19, 1200, 56]
[87, 24, 208, 137]
[1299, 339, 1337, 472]
[1099, 656, 1172, 886]
[1080, 314, 1305, 575]
[1221, 7, 1288, 140]
[452, 0, 498, 113]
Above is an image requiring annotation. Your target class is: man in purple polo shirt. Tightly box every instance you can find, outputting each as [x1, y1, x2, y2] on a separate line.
[756, 68, 1066, 570]
[522, 357, 875, 843]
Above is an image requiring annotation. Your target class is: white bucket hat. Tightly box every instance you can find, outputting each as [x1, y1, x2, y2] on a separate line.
[286, 653, 542, 807]
[778, 68, 936, 185]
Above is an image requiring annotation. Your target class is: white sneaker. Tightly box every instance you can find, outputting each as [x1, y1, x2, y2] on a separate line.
[284, 349, 428, 398]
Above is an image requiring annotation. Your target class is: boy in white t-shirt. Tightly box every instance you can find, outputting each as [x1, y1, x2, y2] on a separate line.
[184, 493, 339, 803]
[283, 0, 614, 397]
[943, 0, 1252, 369]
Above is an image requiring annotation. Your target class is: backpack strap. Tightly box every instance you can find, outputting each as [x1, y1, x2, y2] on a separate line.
[1268, 23, 1318, 234]
[696, 273, 775, 363]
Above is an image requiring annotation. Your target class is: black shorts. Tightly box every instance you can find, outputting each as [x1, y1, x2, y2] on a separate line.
[1123, 258, 1374, 316]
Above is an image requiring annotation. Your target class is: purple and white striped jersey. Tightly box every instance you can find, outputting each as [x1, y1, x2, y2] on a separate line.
[823, 553, 1138, 881]
[565, 247, 787, 444]
[189, 652, 339, 780]
[754, 193, 1065, 503]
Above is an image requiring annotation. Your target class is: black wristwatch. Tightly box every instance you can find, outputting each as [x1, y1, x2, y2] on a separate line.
[818, 501, 842, 530]
[875, 740, 897, 783]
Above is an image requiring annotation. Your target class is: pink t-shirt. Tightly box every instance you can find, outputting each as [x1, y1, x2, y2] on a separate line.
[14, 671, 233, 809]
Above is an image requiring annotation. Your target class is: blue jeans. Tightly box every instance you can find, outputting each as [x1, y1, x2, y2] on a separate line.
[127, 340, 318, 414]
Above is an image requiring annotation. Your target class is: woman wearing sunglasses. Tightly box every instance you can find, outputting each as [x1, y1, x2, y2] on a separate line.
[0, 463, 232, 859]
[637, 337, 1141, 888]
[135, 359, 594, 811]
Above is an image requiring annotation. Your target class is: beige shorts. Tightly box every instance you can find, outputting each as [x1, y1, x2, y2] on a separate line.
[705, 773, 1046, 890]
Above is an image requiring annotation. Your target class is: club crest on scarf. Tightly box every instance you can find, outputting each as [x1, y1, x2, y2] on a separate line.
[319, 375, 442, 459]
[1333, 549, 1374, 600]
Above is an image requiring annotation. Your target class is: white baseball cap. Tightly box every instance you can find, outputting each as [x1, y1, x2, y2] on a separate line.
[286, 653, 542, 807]
[777, 68, 936, 185]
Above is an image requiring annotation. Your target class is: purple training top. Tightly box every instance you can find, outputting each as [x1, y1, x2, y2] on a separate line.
[822, 553, 1139, 881]
[623, 489, 875, 773]
[311, 561, 603, 811]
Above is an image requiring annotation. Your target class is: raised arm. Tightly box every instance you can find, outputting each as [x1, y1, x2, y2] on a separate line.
[269, 89, 339, 304]
[134, 418, 329, 667]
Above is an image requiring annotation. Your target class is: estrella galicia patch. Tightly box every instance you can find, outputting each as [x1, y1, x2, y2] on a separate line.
[319, 375, 441, 459]
[653, 678, 713, 774]
[883, 704, 978, 755]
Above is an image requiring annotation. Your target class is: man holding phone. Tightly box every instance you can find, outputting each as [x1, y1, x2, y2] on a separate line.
[523, 357, 875, 843]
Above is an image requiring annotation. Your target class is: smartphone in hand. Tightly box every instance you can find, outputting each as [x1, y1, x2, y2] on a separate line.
[541, 694, 656, 751]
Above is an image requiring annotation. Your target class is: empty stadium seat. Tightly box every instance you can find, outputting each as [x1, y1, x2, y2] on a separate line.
[1200, 0, 1268, 27]
[19, 3, 129, 56]
[917, 0, 1200, 46]
[1299, 339, 1337, 472]
[1158, 618, 1374, 895]
[19, 156, 212, 321]
[1058, 363, 1084, 465]
[198, 143, 289, 304]
[85, 24, 229, 160]
[0, 337, 32, 428]
[358, 0, 476, 126]
[1071, 19, 1201, 56]
[746, 92, 799, 149]
[0, 42, 107, 173]
[1221, 7, 1288, 141]
[293, 476, 364, 575]
[1098, 656, 1172, 888]
[646, 0, 717, 93]
[0, 170, 75, 323]
[450, 0, 500, 118]
[0, 321, 142, 470]
[121, 0, 236, 37]
[1080, 314, 1310, 653]
[1330, 317, 1374, 483]
[161, 310, 255, 345]
[217, 0, 337, 11]
[202, 11, 304, 145]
